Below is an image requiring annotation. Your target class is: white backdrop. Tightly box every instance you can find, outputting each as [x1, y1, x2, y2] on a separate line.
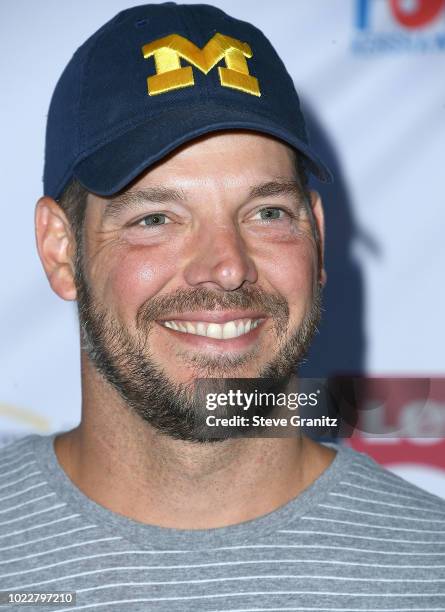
[1, 0, 444, 494]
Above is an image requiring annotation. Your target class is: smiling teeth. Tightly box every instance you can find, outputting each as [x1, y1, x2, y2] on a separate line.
[162, 318, 261, 339]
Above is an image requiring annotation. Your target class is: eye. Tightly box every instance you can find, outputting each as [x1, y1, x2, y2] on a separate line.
[137, 213, 170, 226]
[254, 207, 287, 221]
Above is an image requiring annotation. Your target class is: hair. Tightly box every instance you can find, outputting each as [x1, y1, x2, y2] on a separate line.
[294, 155, 321, 254]
[57, 152, 318, 261]
[57, 178, 88, 268]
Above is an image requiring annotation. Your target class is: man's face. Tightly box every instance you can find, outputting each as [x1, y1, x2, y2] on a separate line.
[75, 132, 323, 440]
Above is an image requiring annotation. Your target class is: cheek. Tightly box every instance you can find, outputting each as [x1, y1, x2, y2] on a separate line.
[102, 246, 180, 321]
[258, 238, 317, 315]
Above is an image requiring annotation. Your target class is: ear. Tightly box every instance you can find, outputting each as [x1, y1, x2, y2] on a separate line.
[35, 197, 78, 301]
[309, 190, 327, 286]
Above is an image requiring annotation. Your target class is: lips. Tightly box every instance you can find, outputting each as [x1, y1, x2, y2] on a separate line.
[159, 317, 263, 339]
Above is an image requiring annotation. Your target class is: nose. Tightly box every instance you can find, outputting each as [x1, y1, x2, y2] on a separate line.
[183, 223, 258, 290]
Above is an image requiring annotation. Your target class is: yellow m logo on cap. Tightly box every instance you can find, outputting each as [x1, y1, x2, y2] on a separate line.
[141, 33, 261, 97]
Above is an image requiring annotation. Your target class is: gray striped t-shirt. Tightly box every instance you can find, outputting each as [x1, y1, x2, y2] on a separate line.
[0, 433, 444, 611]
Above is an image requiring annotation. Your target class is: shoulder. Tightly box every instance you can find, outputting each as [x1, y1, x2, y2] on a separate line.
[326, 443, 445, 529]
[0, 433, 43, 464]
[0, 434, 42, 465]
[337, 443, 445, 507]
[0, 434, 54, 513]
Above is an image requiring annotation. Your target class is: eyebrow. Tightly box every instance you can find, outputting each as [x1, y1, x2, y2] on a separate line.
[103, 186, 185, 220]
[102, 180, 305, 221]
[249, 180, 305, 201]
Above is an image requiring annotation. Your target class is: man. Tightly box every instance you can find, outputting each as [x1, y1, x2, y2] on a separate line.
[1, 3, 444, 611]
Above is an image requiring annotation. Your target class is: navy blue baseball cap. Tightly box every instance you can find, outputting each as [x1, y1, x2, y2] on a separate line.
[44, 2, 332, 200]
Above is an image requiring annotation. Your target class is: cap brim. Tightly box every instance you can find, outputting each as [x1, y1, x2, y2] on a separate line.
[74, 104, 332, 196]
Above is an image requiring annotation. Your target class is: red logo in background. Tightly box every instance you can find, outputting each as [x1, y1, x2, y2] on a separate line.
[345, 377, 445, 470]
[347, 437, 445, 469]
[390, 0, 445, 28]
[357, 0, 445, 30]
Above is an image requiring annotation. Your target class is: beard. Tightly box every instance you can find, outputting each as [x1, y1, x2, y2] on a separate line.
[75, 260, 322, 442]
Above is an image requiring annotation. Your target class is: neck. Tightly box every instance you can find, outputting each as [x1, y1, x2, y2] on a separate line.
[54, 356, 336, 529]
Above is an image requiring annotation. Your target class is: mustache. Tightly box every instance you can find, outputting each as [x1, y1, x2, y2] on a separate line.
[136, 286, 289, 328]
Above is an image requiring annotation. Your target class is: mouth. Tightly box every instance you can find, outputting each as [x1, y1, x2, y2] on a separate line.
[159, 317, 264, 340]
